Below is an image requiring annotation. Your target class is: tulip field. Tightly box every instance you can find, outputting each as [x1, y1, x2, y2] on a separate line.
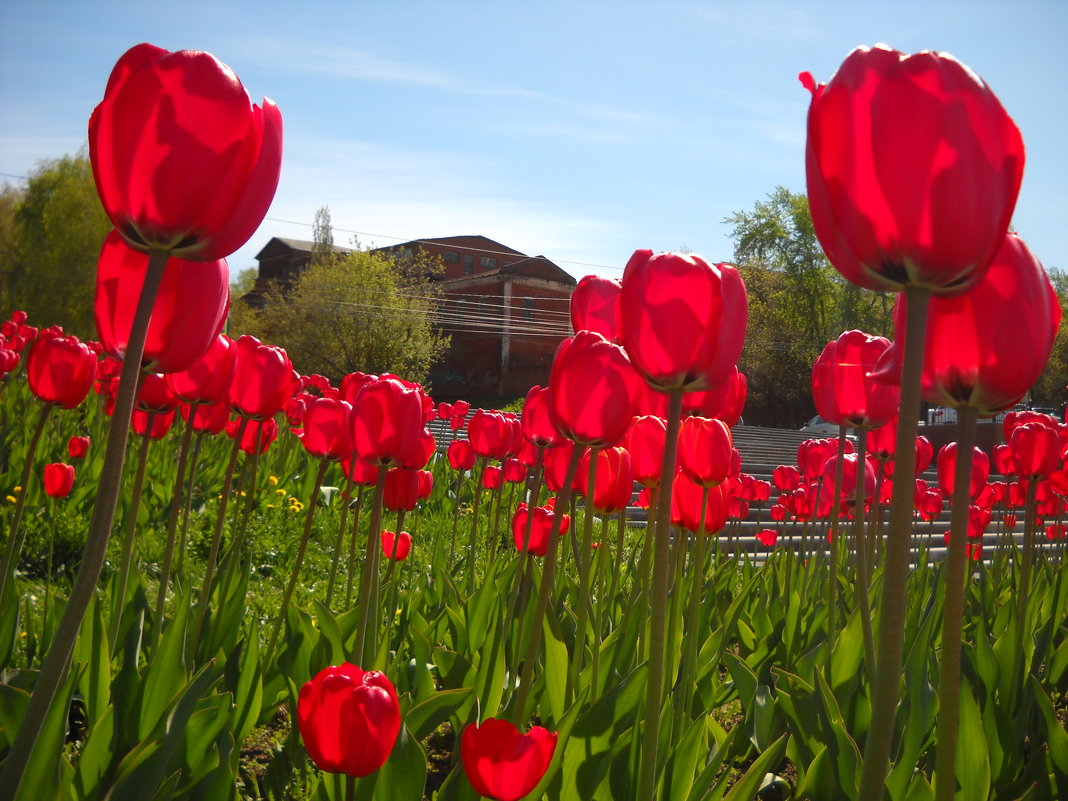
[2, 37, 1068, 801]
[1, 308, 1066, 801]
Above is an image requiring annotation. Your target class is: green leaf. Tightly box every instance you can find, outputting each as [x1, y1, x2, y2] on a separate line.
[405, 687, 473, 743]
[72, 591, 111, 726]
[1030, 675, 1068, 800]
[830, 607, 864, 693]
[660, 715, 707, 801]
[721, 733, 788, 801]
[10, 667, 79, 801]
[72, 703, 116, 799]
[542, 612, 568, 724]
[0, 564, 19, 669]
[953, 679, 991, 801]
[375, 723, 427, 801]
[138, 597, 191, 741]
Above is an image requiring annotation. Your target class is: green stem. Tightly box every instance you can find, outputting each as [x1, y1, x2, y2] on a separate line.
[109, 419, 154, 654]
[568, 447, 599, 705]
[189, 417, 247, 664]
[0, 249, 168, 797]
[826, 426, 848, 685]
[637, 387, 684, 801]
[464, 459, 488, 591]
[176, 431, 205, 579]
[353, 469, 388, 666]
[0, 403, 53, 602]
[150, 408, 197, 651]
[933, 405, 978, 801]
[505, 458, 544, 667]
[673, 486, 710, 748]
[264, 458, 330, 665]
[324, 481, 352, 610]
[858, 284, 930, 801]
[512, 446, 582, 726]
[344, 484, 365, 609]
[853, 429, 876, 673]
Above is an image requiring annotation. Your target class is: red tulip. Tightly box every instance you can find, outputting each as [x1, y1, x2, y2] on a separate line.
[297, 663, 400, 777]
[26, 333, 97, 410]
[0, 349, 20, 378]
[619, 250, 747, 391]
[772, 464, 802, 492]
[342, 454, 380, 487]
[901, 235, 1061, 414]
[678, 416, 733, 487]
[67, 436, 90, 460]
[447, 439, 476, 472]
[670, 472, 730, 535]
[918, 488, 944, 521]
[339, 371, 375, 405]
[227, 335, 299, 420]
[181, 400, 231, 435]
[350, 376, 427, 469]
[578, 446, 634, 515]
[227, 417, 277, 455]
[1009, 422, 1062, 479]
[570, 275, 621, 342]
[821, 452, 876, 502]
[520, 386, 564, 448]
[89, 43, 282, 261]
[503, 458, 527, 484]
[937, 443, 991, 501]
[131, 408, 176, 440]
[461, 718, 558, 801]
[683, 367, 748, 426]
[43, 463, 75, 499]
[165, 333, 236, 405]
[543, 441, 578, 494]
[802, 45, 1024, 295]
[301, 397, 354, 461]
[549, 330, 640, 448]
[756, 529, 778, 547]
[136, 372, 179, 413]
[625, 415, 667, 488]
[468, 409, 513, 460]
[94, 231, 229, 373]
[811, 330, 898, 429]
[384, 468, 420, 512]
[381, 530, 412, 561]
[512, 502, 570, 556]
[482, 465, 503, 491]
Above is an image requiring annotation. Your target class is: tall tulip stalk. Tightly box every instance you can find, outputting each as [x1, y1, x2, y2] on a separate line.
[616, 249, 747, 801]
[1, 42, 281, 795]
[802, 44, 1025, 798]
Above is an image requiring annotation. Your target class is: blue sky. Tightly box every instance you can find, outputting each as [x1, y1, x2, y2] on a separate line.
[2, 1, 1065, 282]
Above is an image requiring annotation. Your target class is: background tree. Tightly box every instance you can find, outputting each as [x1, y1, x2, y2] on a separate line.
[1029, 266, 1068, 410]
[725, 187, 894, 426]
[230, 245, 449, 385]
[0, 153, 111, 336]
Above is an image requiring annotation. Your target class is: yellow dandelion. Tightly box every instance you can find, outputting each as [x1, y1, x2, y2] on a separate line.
[5, 496, 15, 504]
[266, 504, 276, 509]
[268, 475, 279, 486]
[276, 488, 287, 497]
[13, 486, 21, 494]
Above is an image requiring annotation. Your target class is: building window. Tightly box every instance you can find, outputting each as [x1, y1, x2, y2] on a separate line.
[480, 256, 497, 269]
[463, 254, 474, 274]
[524, 297, 534, 321]
[444, 251, 458, 262]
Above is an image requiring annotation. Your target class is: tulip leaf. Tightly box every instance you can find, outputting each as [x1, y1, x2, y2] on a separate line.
[660, 715, 707, 801]
[138, 596, 191, 740]
[542, 612, 568, 724]
[0, 566, 18, 670]
[71, 703, 116, 799]
[72, 590, 111, 726]
[375, 723, 427, 801]
[952, 678, 991, 801]
[1030, 676, 1068, 800]
[8, 667, 78, 801]
[406, 687, 473, 743]
[721, 733, 788, 801]
[830, 607, 864, 693]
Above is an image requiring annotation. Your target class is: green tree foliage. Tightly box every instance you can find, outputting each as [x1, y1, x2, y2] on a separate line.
[1030, 265, 1068, 409]
[0, 153, 111, 336]
[725, 187, 894, 425]
[230, 247, 450, 385]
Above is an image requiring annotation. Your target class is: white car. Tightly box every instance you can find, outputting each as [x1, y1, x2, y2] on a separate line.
[800, 415, 841, 436]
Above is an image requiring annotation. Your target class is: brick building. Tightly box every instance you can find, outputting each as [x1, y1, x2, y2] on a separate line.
[249, 235, 576, 401]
